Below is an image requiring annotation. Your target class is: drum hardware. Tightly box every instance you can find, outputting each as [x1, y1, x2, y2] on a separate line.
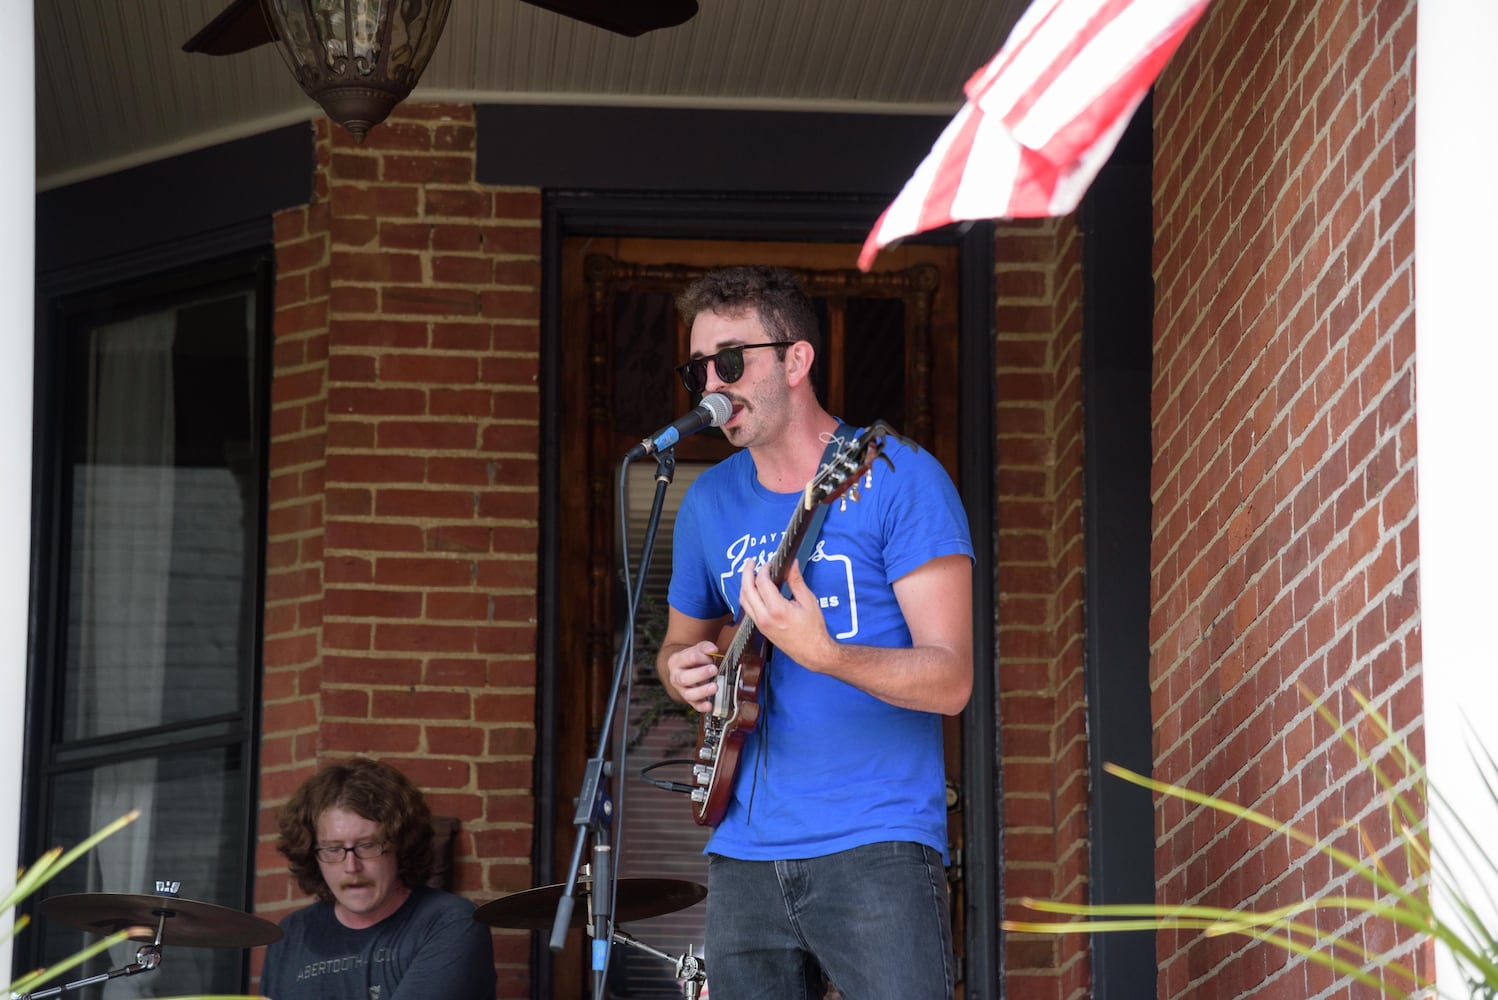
[475, 875, 710, 998]
[472, 875, 706, 929]
[612, 929, 708, 1000]
[15, 891, 283, 1000]
[12, 937, 162, 1000]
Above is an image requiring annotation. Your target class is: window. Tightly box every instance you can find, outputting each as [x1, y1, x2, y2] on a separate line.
[25, 254, 270, 995]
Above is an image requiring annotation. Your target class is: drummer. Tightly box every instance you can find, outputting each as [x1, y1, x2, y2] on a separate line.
[259, 757, 496, 999]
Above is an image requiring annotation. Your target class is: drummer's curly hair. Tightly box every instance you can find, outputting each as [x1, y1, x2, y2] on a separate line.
[277, 757, 435, 902]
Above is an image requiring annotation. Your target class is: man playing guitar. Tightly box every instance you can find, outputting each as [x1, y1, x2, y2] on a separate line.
[657, 265, 974, 1000]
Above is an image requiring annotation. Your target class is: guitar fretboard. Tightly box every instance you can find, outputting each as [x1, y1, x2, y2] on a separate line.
[712, 487, 818, 717]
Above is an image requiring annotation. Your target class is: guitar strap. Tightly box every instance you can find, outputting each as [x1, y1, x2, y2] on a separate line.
[749, 421, 853, 820]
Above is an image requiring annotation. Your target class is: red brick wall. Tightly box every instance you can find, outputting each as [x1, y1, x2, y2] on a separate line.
[1150, 0, 1419, 996]
[256, 102, 1094, 1000]
[258, 105, 543, 997]
[995, 216, 1091, 1000]
[252, 12, 1419, 992]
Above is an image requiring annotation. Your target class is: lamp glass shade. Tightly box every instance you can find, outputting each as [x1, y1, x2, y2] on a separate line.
[265, 0, 453, 140]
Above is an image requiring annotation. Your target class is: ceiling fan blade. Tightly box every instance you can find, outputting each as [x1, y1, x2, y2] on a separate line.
[520, 0, 698, 37]
[183, 0, 696, 56]
[182, 0, 278, 55]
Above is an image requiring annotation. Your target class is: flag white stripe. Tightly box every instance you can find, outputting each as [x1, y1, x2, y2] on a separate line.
[950, 111, 1024, 221]
[867, 102, 977, 250]
[860, 0, 1214, 271]
[1007, 0, 1208, 149]
[1046, 98, 1138, 214]
[968, 0, 1095, 108]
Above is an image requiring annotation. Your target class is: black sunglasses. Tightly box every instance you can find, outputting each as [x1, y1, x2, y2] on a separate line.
[675, 342, 790, 394]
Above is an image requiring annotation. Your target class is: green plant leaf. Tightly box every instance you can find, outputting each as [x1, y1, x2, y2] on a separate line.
[0, 810, 140, 914]
[1007, 691, 1498, 1000]
[0, 810, 265, 1000]
[6, 928, 132, 994]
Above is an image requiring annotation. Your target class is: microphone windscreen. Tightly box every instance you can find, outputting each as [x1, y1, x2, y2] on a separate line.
[700, 393, 732, 427]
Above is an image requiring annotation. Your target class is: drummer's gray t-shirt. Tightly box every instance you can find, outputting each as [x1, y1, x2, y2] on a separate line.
[260, 886, 495, 1000]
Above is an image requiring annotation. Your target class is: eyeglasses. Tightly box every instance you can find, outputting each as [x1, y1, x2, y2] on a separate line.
[314, 841, 387, 864]
[675, 342, 789, 395]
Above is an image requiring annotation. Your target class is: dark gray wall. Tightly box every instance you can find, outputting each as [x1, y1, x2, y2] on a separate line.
[36, 124, 314, 276]
[1081, 98, 1157, 1000]
[478, 105, 949, 194]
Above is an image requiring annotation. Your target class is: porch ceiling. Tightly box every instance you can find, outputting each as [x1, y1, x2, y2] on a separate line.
[35, 0, 1030, 191]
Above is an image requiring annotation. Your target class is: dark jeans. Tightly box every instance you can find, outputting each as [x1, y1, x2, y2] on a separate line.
[704, 842, 954, 1000]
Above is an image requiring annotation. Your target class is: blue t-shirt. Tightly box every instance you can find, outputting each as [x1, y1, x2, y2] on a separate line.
[668, 430, 973, 862]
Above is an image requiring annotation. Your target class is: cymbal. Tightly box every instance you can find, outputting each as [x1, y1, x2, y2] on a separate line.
[475, 877, 706, 929]
[39, 892, 283, 948]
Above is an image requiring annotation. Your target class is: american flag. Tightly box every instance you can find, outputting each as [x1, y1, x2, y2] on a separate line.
[859, 0, 1213, 271]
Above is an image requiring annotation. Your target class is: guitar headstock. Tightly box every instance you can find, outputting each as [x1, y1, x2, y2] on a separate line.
[804, 420, 906, 509]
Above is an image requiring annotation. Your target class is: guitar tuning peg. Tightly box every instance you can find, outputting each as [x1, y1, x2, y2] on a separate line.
[864, 471, 874, 488]
[848, 484, 861, 503]
[839, 496, 849, 512]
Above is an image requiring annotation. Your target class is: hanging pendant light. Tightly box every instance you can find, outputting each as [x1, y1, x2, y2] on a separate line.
[263, 0, 454, 141]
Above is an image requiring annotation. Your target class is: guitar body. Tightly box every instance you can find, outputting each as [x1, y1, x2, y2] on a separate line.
[682, 420, 897, 828]
[690, 623, 767, 827]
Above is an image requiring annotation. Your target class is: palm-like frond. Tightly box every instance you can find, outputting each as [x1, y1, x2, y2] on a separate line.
[1003, 690, 1498, 999]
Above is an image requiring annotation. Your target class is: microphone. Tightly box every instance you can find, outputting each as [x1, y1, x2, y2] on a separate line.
[626, 393, 732, 460]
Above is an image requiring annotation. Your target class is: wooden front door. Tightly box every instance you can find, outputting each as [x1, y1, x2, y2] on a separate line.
[552, 236, 968, 997]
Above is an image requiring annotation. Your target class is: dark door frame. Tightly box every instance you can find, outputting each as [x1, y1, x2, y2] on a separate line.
[536, 191, 1000, 999]
[1080, 99, 1157, 1000]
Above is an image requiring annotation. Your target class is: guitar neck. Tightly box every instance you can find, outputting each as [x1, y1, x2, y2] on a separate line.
[725, 490, 818, 656]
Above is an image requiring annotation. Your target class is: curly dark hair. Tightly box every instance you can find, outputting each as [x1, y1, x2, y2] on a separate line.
[277, 757, 435, 902]
[676, 265, 823, 355]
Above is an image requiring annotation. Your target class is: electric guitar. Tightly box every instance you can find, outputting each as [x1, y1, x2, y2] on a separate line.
[690, 421, 898, 827]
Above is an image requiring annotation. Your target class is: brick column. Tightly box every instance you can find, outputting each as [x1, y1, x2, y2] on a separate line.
[994, 216, 1091, 1000]
[1150, 1, 1420, 996]
[258, 105, 544, 997]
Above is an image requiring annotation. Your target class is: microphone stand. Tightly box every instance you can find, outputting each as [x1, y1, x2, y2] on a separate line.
[550, 447, 678, 1000]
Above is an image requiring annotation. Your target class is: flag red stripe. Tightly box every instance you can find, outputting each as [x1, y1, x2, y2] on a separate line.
[912, 104, 990, 238]
[860, 0, 1215, 271]
[1022, 2, 1208, 168]
[993, 0, 1138, 130]
[1008, 145, 1063, 217]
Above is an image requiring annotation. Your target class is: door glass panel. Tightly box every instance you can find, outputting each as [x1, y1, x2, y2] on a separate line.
[62, 292, 257, 740]
[842, 297, 906, 430]
[62, 462, 250, 739]
[612, 289, 678, 439]
[42, 748, 249, 997]
[31, 262, 266, 997]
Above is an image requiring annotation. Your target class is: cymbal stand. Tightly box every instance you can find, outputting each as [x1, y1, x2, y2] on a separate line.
[611, 929, 707, 1000]
[14, 912, 167, 999]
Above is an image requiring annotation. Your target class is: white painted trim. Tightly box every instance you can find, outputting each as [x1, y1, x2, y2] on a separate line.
[1415, 0, 1498, 992]
[1, 0, 34, 975]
